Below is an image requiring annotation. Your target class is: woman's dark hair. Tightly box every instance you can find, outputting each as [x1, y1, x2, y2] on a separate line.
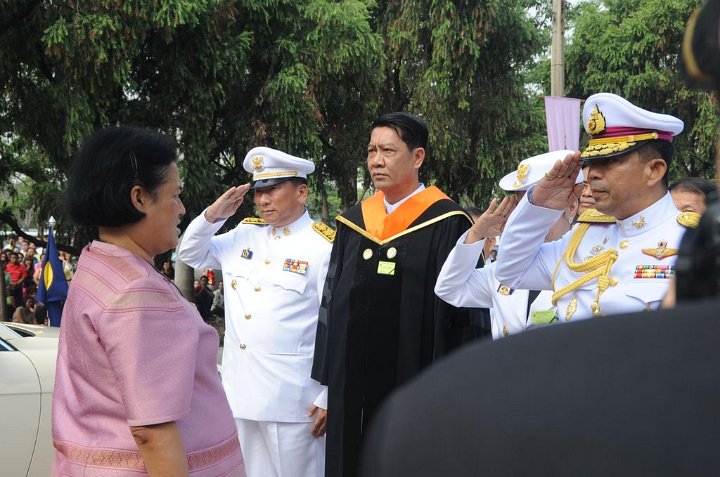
[371, 112, 429, 151]
[66, 126, 177, 227]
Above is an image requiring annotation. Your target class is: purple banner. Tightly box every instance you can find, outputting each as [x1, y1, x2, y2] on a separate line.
[544, 96, 582, 151]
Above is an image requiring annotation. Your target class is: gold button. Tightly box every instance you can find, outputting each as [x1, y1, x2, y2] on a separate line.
[254, 286, 261, 292]
[609, 277, 618, 287]
[239, 343, 247, 350]
[264, 258, 271, 264]
[386, 247, 397, 259]
[620, 240, 629, 249]
[244, 313, 252, 320]
[362, 249, 373, 260]
[231, 279, 237, 289]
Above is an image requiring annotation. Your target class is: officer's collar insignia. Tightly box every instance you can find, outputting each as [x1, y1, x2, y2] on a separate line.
[283, 258, 308, 275]
[632, 216, 646, 229]
[241, 248, 253, 260]
[677, 211, 700, 228]
[497, 284, 513, 295]
[641, 241, 678, 260]
[272, 226, 292, 237]
[587, 105, 606, 135]
[252, 155, 264, 171]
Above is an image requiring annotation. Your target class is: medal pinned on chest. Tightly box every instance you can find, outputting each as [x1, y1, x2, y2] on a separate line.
[283, 258, 308, 275]
[641, 241, 678, 260]
[241, 248, 253, 260]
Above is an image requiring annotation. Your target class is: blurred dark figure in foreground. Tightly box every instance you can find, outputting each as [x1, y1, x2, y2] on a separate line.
[360, 2, 720, 476]
[675, 0, 720, 303]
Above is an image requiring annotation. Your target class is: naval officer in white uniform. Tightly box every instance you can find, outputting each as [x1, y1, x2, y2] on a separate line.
[495, 93, 698, 321]
[435, 150, 580, 338]
[177, 147, 334, 477]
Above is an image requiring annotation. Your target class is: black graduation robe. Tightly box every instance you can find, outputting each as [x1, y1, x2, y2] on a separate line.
[312, 187, 475, 477]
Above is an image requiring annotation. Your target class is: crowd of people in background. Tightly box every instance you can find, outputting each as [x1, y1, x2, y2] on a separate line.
[1, 235, 73, 324]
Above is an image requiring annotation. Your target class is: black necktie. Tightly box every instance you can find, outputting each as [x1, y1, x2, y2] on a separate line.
[526, 290, 541, 320]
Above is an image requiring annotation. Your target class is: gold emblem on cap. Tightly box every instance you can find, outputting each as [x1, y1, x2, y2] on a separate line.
[513, 163, 530, 188]
[587, 105, 606, 135]
[252, 155, 264, 171]
[363, 249, 373, 260]
[386, 247, 397, 259]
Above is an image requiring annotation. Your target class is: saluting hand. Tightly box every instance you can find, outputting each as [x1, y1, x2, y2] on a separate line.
[204, 183, 252, 223]
[465, 195, 518, 244]
[531, 151, 584, 210]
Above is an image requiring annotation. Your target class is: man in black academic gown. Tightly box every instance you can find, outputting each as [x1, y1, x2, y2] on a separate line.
[311, 112, 474, 477]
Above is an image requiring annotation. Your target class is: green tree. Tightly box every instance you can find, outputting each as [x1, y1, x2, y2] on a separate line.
[0, 0, 382, 251]
[372, 0, 548, 207]
[564, 0, 719, 181]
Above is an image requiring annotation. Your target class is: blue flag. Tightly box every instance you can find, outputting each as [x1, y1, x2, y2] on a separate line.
[36, 225, 69, 326]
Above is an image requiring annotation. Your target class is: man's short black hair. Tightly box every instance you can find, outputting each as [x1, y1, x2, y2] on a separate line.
[66, 126, 177, 227]
[371, 112, 429, 151]
[669, 177, 716, 200]
[636, 140, 675, 184]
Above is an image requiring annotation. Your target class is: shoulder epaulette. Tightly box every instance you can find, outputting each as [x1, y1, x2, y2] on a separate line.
[241, 217, 267, 225]
[576, 208, 616, 223]
[312, 222, 335, 243]
[677, 211, 700, 228]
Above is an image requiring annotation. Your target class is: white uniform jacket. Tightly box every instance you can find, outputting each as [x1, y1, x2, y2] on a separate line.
[495, 192, 691, 321]
[178, 210, 332, 422]
[435, 232, 552, 339]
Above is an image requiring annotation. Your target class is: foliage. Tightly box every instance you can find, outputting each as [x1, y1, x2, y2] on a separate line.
[372, 0, 548, 206]
[564, 0, 719, 180]
[3, 0, 716, 255]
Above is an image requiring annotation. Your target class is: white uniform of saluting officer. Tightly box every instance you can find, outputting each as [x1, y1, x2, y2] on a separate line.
[434, 150, 581, 338]
[495, 93, 699, 321]
[177, 147, 333, 477]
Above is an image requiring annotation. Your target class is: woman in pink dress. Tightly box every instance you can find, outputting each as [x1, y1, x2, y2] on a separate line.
[52, 126, 245, 476]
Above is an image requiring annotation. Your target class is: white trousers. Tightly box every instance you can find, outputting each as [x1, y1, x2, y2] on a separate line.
[235, 418, 325, 477]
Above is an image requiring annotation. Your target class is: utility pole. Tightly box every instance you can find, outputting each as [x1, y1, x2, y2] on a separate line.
[551, 0, 564, 97]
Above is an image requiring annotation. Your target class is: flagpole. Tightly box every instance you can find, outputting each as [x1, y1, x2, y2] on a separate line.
[551, 0, 564, 97]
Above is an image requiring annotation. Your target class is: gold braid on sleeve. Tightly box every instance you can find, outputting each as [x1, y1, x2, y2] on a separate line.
[551, 223, 618, 316]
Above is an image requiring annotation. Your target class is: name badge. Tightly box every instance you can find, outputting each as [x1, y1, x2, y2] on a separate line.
[531, 310, 557, 325]
[377, 261, 395, 275]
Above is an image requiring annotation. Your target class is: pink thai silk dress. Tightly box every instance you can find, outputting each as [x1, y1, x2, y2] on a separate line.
[52, 241, 245, 476]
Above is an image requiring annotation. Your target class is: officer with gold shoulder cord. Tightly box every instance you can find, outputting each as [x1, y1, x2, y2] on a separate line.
[495, 93, 699, 320]
[178, 147, 333, 477]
